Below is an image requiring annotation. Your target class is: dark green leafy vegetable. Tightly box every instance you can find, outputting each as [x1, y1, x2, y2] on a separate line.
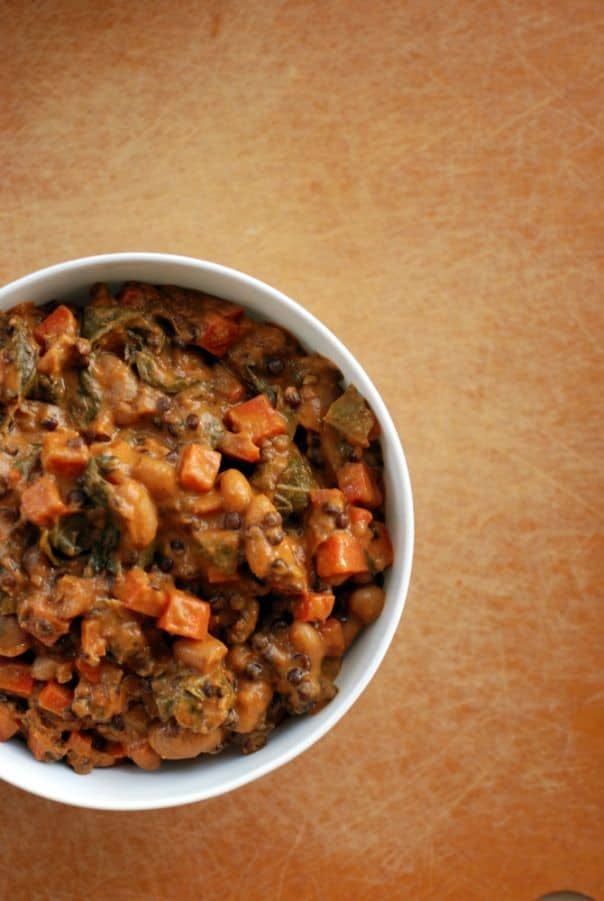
[273, 447, 315, 516]
[324, 384, 376, 447]
[0, 321, 38, 403]
[193, 529, 240, 575]
[88, 520, 121, 575]
[152, 665, 236, 732]
[72, 368, 103, 425]
[320, 425, 353, 474]
[133, 351, 194, 394]
[243, 364, 277, 406]
[13, 445, 41, 480]
[35, 373, 66, 405]
[81, 306, 140, 343]
[47, 514, 93, 558]
[80, 457, 116, 508]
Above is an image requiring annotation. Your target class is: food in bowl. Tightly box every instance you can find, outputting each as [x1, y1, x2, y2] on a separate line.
[0, 281, 393, 773]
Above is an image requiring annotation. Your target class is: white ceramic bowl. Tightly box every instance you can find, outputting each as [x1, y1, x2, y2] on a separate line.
[0, 253, 414, 810]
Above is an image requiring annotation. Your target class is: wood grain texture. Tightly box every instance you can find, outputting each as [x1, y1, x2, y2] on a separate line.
[0, 1, 603, 898]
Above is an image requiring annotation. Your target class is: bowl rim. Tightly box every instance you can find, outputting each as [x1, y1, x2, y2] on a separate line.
[0, 253, 414, 809]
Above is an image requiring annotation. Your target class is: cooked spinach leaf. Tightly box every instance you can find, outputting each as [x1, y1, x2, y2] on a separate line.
[324, 384, 376, 447]
[47, 514, 93, 558]
[88, 520, 121, 575]
[133, 351, 194, 394]
[0, 321, 38, 403]
[72, 368, 103, 425]
[36, 373, 66, 405]
[274, 447, 315, 516]
[80, 457, 115, 508]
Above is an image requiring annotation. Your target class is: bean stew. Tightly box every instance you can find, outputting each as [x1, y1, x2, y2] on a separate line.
[0, 282, 393, 772]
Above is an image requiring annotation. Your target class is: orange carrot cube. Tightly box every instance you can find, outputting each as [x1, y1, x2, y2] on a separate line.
[294, 591, 335, 623]
[34, 305, 77, 345]
[309, 488, 347, 509]
[178, 444, 222, 493]
[315, 532, 369, 580]
[196, 312, 241, 357]
[0, 705, 20, 741]
[157, 588, 210, 640]
[0, 662, 34, 698]
[217, 430, 261, 463]
[41, 428, 90, 476]
[20, 475, 68, 526]
[75, 659, 103, 684]
[38, 681, 74, 716]
[113, 568, 167, 618]
[225, 394, 287, 444]
[337, 463, 382, 508]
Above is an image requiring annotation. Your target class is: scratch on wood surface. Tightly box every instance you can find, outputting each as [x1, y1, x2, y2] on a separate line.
[498, 445, 604, 522]
[508, 41, 604, 142]
[275, 817, 307, 900]
[483, 95, 556, 142]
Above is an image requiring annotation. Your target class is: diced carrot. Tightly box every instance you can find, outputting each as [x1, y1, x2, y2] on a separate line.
[38, 681, 74, 716]
[34, 305, 78, 345]
[315, 532, 369, 580]
[318, 618, 346, 656]
[20, 475, 68, 527]
[294, 591, 335, 623]
[42, 429, 90, 476]
[0, 705, 20, 741]
[133, 454, 177, 500]
[337, 462, 382, 508]
[309, 488, 346, 508]
[349, 506, 373, 539]
[196, 311, 241, 356]
[157, 588, 210, 640]
[0, 661, 35, 698]
[66, 731, 92, 754]
[225, 394, 288, 444]
[0, 615, 31, 657]
[364, 521, 394, 572]
[75, 659, 103, 684]
[81, 617, 107, 664]
[113, 568, 167, 617]
[217, 430, 261, 463]
[178, 444, 222, 493]
[105, 740, 126, 759]
[205, 565, 241, 584]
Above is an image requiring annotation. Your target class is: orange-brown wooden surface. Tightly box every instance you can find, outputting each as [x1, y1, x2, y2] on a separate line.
[1, 2, 602, 898]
